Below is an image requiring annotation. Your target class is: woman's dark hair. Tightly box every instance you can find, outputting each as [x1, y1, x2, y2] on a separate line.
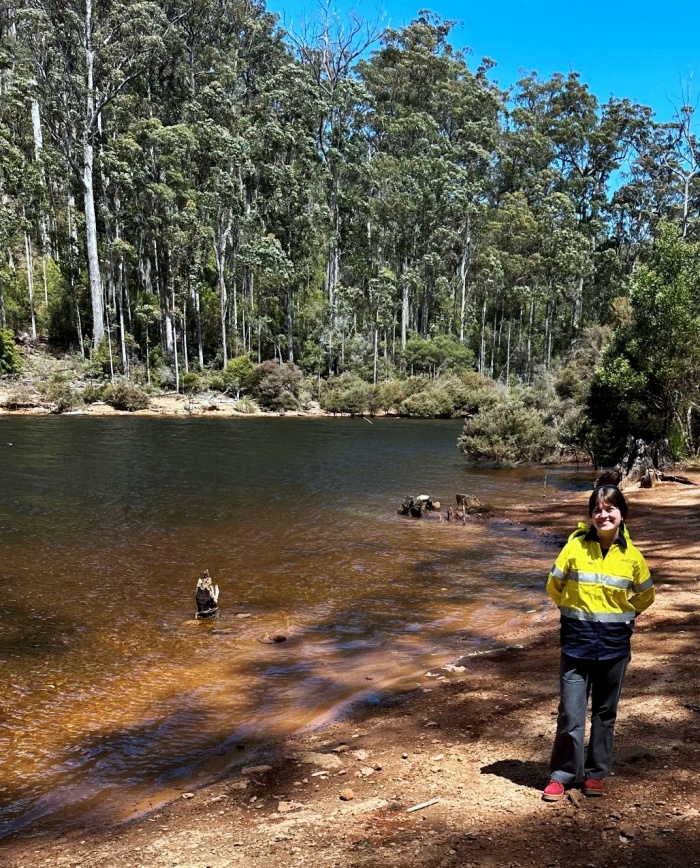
[588, 485, 628, 519]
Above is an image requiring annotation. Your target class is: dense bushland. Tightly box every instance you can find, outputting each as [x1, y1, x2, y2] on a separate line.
[2, 4, 700, 459]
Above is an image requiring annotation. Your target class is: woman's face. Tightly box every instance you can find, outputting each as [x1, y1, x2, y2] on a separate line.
[590, 499, 623, 539]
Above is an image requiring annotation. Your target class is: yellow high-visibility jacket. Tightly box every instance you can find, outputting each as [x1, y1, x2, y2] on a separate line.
[546, 522, 654, 624]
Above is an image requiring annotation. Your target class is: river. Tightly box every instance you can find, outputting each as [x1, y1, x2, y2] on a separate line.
[0, 416, 594, 838]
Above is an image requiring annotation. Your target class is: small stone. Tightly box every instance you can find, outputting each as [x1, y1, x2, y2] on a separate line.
[360, 767, 375, 777]
[619, 824, 636, 839]
[353, 749, 369, 761]
[569, 789, 584, 807]
[182, 792, 195, 800]
[424, 721, 439, 727]
[340, 788, 355, 801]
[401, 753, 408, 759]
[241, 765, 271, 775]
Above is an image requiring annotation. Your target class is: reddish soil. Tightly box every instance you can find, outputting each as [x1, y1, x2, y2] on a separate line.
[4, 473, 700, 868]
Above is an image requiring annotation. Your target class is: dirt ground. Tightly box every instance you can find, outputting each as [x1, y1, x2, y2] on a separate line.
[3, 473, 700, 868]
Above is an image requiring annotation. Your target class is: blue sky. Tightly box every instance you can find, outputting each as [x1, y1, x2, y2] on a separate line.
[270, 0, 700, 122]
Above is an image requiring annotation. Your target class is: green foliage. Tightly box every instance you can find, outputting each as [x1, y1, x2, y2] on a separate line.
[81, 383, 105, 404]
[403, 334, 475, 376]
[320, 375, 370, 416]
[0, 329, 21, 375]
[398, 372, 499, 418]
[247, 360, 302, 411]
[458, 396, 558, 467]
[222, 355, 254, 397]
[585, 224, 700, 460]
[39, 378, 81, 413]
[232, 396, 259, 414]
[102, 380, 150, 412]
[181, 372, 200, 394]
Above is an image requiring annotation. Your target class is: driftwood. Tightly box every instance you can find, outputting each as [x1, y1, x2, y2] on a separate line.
[659, 472, 695, 485]
[455, 493, 494, 517]
[195, 569, 220, 619]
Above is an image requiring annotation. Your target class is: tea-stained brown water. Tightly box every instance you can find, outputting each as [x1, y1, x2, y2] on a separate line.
[0, 417, 594, 838]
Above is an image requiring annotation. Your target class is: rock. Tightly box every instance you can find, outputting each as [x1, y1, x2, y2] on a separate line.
[359, 767, 375, 777]
[340, 788, 355, 801]
[181, 792, 195, 799]
[278, 801, 304, 813]
[352, 749, 369, 761]
[569, 789, 584, 807]
[241, 765, 272, 775]
[299, 751, 343, 769]
[619, 824, 636, 839]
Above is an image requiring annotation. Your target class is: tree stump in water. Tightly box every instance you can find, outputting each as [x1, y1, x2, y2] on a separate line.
[195, 569, 220, 619]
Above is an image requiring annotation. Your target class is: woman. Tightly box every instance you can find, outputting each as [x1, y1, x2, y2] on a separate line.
[542, 483, 655, 801]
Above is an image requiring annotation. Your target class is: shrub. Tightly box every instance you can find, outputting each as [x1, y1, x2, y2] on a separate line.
[233, 396, 259, 414]
[0, 328, 21, 376]
[181, 372, 200, 394]
[40, 380, 81, 413]
[370, 380, 405, 414]
[458, 396, 558, 467]
[247, 360, 302, 410]
[320, 375, 370, 416]
[399, 387, 456, 418]
[102, 380, 150, 411]
[222, 355, 254, 397]
[81, 383, 105, 404]
[1, 385, 39, 409]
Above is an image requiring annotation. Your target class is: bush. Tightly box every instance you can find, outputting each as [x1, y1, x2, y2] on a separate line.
[458, 396, 558, 467]
[102, 380, 150, 411]
[1, 385, 39, 409]
[320, 375, 370, 416]
[399, 386, 456, 418]
[247, 360, 302, 410]
[81, 383, 105, 404]
[0, 328, 21, 376]
[370, 380, 405, 414]
[222, 355, 254, 397]
[40, 380, 81, 413]
[181, 372, 200, 394]
[233, 396, 259, 414]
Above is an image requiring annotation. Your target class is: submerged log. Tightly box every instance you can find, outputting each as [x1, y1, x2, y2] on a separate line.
[195, 569, 220, 619]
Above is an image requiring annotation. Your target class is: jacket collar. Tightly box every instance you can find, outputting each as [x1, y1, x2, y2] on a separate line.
[580, 521, 628, 550]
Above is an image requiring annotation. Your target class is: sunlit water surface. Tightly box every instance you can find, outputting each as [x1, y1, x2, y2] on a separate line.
[0, 417, 595, 837]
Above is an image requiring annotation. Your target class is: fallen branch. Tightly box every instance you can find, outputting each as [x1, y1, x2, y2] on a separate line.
[407, 797, 440, 813]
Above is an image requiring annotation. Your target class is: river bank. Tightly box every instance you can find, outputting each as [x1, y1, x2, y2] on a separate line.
[3, 473, 700, 867]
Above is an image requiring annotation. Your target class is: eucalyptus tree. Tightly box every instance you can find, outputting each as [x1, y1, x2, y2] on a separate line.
[17, 0, 167, 347]
[355, 13, 503, 364]
[286, 2, 382, 371]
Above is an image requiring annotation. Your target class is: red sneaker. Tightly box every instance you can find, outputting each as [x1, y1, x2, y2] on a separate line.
[584, 778, 604, 796]
[542, 779, 566, 802]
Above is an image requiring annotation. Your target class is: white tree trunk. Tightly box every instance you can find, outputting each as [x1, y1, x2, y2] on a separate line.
[83, 0, 104, 346]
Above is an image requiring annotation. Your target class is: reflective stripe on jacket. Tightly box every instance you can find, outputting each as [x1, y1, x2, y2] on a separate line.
[545, 522, 654, 624]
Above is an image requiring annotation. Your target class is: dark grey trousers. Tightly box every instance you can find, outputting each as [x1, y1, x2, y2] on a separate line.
[550, 652, 630, 785]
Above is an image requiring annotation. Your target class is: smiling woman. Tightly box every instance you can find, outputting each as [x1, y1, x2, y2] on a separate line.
[542, 483, 655, 801]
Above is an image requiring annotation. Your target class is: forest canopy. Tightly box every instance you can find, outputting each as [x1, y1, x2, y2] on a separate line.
[1, 1, 700, 462]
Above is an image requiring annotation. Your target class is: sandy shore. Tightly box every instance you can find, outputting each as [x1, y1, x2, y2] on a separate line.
[0, 391, 321, 418]
[3, 473, 700, 867]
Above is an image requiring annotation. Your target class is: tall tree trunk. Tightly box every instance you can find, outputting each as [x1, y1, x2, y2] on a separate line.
[23, 224, 37, 340]
[83, 0, 105, 346]
[400, 258, 409, 351]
